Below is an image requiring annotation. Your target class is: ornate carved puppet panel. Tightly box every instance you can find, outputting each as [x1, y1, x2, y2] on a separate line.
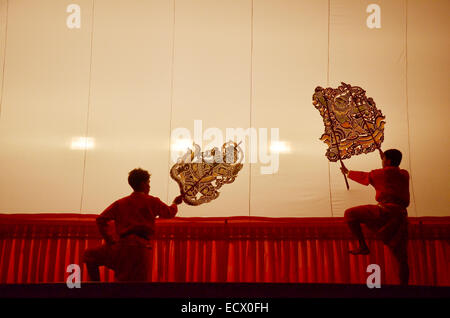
[170, 141, 244, 206]
[312, 82, 385, 162]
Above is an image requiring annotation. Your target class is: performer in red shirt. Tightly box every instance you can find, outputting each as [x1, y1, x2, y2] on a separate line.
[341, 149, 410, 285]
[83, 168, 183, 282]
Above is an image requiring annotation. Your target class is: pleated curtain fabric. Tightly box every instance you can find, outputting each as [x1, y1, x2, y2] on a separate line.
[0, 214, 448, 285]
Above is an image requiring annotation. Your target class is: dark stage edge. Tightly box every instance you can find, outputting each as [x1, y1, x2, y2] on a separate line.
[1, 282, 449, 298]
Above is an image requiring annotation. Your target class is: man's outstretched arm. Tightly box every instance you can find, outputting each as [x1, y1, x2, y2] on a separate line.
[157, 195, 183, 219]
[341, 166, 371, 186]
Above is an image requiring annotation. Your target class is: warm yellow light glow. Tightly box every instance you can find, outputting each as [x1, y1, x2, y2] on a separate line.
[71, 137, 95, 150]
[270, 141, 291, 153]
[171, 138, 193, 152]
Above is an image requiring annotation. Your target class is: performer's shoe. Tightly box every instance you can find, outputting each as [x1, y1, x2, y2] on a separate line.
[349, 247, 370, 255]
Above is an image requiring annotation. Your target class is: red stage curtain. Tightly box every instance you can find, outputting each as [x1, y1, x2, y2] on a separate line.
[0, 214, 449, 285]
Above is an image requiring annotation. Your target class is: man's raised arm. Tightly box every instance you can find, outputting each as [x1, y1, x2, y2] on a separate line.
[157, 195, 183, 219]
[341, 165, 371, 186]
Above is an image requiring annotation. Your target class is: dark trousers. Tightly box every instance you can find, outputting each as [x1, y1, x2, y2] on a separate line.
[83, 236, 152, 282]
[345, 204, 409, 285]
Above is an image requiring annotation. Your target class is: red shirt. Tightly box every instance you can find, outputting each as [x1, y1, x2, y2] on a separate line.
[97, 192, 178, 242]
[348, 166, 410, 208]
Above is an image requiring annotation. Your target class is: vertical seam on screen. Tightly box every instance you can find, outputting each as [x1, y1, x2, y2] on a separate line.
[166, 0, 176, 203]
[248, 0, 254, 217]
[404, 0, 417, 217]
[327, 0, 330, 87]
[80, 0, 96, 213]
[327, 0, 334, 217]
[0, 0, 9, 122]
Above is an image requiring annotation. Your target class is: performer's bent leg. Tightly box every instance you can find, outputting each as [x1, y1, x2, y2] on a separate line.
[83, 245, 114, 282]
[83, 249, 101, 281]
[344, 205, 381, 254]
[391, 244, 409, 285]
[114, 245, 152, 282]
[380, 209, 409, 285]
[389, 222, 409, 286]
[85, 263, 101, 282]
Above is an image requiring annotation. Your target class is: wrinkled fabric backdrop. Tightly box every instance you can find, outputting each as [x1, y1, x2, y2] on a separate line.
[0, 0, 448, 218]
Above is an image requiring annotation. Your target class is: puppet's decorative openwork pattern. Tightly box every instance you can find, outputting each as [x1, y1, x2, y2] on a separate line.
[312, 82, 385, 162]
[170, 141, 244, 206]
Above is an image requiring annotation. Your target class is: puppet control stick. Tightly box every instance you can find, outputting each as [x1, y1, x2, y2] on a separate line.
[338, 158, 350, 190]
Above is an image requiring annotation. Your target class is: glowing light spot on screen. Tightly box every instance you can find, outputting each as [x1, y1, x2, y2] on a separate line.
[171, 138, 193, 152]
[71, 137, 95, 150]
[270, 141, 291, 153]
